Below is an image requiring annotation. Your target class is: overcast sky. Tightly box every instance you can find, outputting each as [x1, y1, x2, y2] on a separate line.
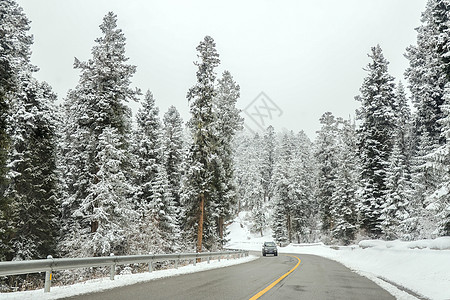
[17, 0, 427, 138]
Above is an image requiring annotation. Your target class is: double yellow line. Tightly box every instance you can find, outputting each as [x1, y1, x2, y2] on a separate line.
[249, 255, 301, 300]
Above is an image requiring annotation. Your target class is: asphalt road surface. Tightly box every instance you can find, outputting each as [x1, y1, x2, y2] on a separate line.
[63, 252, 395, 300]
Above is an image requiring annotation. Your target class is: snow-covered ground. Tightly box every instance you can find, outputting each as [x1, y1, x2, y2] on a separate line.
[226, 212, 450, 300]
[0, 255, 257, 299]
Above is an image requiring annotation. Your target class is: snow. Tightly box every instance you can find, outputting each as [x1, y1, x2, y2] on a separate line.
[226, 213, 450, 300]
[0, 255, 257, 300]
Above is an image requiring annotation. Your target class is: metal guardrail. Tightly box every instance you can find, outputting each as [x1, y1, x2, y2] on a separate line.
[0, 250, 249, 293]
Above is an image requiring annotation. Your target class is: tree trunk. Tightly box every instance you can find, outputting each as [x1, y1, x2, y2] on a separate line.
[196, 193, 205, 253]
[218, 216, 224, 249]
[91, 221, 99, 233]
[287, 213, 292, 243]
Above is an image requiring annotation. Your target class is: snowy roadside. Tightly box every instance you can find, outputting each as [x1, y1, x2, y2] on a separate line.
[226, 213, 450, 300]
[0, 255, 257, 300]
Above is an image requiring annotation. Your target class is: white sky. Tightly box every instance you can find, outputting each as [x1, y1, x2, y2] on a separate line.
[16, 0, 427, 138]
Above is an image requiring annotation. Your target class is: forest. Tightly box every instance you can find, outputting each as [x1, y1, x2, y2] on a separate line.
[1, 0, 450, 288]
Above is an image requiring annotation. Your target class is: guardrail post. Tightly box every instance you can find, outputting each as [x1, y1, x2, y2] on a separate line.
[149, 260, 153, 273]
[193, 256, 196, 266]
[208, 253, 211, 264]
[218, 255, 221, 262]
[110, 253, 115, 280]
[175, 255, 179, 269]
[44, 255, 53, 293]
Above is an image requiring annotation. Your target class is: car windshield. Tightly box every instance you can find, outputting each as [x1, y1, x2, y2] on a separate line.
[264, 242, 276, 247]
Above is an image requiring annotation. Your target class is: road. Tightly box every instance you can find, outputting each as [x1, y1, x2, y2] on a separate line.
[63, 253, 395, 300]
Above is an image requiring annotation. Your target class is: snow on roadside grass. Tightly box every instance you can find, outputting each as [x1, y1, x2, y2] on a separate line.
[0, 255, 257, 300]
[226, 214, 450, 300]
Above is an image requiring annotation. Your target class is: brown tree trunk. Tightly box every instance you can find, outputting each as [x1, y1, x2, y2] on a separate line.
[196, 193, 205, 254]
[91, 221, 99, 233]
[218, 216, 224, 249]
[287, 213, 292, 243]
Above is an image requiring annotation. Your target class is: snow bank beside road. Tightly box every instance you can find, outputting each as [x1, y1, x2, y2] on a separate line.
[282, 242, 450, 300]
[359, 237, 450, 250]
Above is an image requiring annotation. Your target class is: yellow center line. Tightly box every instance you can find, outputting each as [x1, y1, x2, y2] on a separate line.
[249, 255, 301, 300]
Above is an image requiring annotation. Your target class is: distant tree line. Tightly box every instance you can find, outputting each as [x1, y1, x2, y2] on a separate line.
[237, 0, 450, 245]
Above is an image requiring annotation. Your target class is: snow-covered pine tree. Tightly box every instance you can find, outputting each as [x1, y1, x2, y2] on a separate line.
[5, 77, 60, 260]
[233, 132, 264, 212]
[134, 90, 162, 221]
[184, 36, 220, 252]
[356, 45, 397, 238]
[162, 106, 184, 247]
[0, 0, 60, 261]
[381, 82, 413, 239]
[211, 70, 243, 247]
[81, 127, 135, 256]
[272, 132, 297, 243]
[261, 126, 276, 203]
[331, 119, 358, 245]
[290, 131, 316, 243]
[0, 0, 35, 260]
[405, 0, 449, 217]
[428, 83, 450, 236]
[314, 112, 339, 234]
[149, 163, 179, 253]
[60, 12, 139, 257]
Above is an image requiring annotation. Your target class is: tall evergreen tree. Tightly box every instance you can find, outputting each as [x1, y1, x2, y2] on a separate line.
[60, 12, 139, 257]
[134, 90, 162, 217]
[381, 83, 413, 239]
[0, 0, 36, 260]
[162, 106, 184, 241]
[211, 70, 243, 246]
[290, 131, 315, 243]
[356, 45, 396, 238]
[0, 0, 59, 261]
[183, 36, 220, 252]
[405, 0, 450, 215]
[261, 126, 276, 202]
[331, 119, 358, 244]
[234, 132, 264, 212]
[5, 77, 60, 260]
[314, 112, 339, 233]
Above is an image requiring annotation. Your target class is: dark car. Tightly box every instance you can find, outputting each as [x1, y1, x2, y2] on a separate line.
[262, 241, 278, 256]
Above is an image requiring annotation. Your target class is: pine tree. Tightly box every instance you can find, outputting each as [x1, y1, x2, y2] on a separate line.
[405, 0, 448, 146]
[162, 106, 184, 244]
[134, 90, 162, 217]
[381, 83, 413, 239]
[183, 36, 220, 252]
[234, 132, 264, 212]
[5, 77, 60, 260]
[356, 45, 396, 238]
[211, 70, 243, 247]
[60, 12, 139, 257]
[429, 83, 450, 236]
[314, 112, 339, 233]
[405, 1, 450, 224]
[261, 126, 276, 202]
[290, 131, 316, 243]
[81, 127, 134, 256]
[331, 119, 358, 245]
[0, 0, 36, 260]
[0, 1, 60, 261]
[149, 163, 179, 253]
